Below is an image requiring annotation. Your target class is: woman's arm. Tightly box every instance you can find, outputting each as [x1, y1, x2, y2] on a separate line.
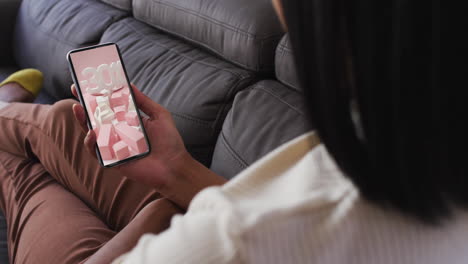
[163, 151, 227, 209]
[85, 198, 182, 264]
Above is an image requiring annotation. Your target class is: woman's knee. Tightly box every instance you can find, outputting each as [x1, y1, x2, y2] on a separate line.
[43, 99, 80, 133]
[48, 99, 77, 120]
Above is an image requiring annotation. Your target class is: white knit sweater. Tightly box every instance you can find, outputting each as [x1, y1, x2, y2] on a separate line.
[114, 132, 468, 263]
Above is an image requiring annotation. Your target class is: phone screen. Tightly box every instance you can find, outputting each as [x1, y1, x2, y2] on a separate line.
[68, 43, 150, 167]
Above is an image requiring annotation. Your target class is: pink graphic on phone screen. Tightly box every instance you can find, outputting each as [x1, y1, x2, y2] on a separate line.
[70, 45, 148, 165]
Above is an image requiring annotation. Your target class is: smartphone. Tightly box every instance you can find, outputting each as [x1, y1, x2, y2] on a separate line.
[67, 43, 151, 167]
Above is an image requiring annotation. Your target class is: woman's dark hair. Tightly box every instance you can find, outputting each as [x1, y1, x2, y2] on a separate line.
[280, 0, 451, 224]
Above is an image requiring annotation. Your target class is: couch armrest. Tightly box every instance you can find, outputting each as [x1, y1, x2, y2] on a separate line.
[0, 0, 22, 66]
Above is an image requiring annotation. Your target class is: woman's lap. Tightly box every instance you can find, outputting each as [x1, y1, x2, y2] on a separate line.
[0, 100, 164, 262]
[0, 152, 115, 264]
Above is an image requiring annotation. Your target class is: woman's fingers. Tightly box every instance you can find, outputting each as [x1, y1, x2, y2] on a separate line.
[71, 85, 96, 158]
[130, 84, 168, 120]
[72, 104, 89, 133]
[84, 130, 97, 158]
[71, 84, 78, 98]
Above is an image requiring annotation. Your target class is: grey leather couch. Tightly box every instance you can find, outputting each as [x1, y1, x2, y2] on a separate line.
[0, 0, 310, 262]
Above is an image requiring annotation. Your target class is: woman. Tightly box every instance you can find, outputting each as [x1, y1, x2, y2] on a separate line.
[1, 0, 454, 263]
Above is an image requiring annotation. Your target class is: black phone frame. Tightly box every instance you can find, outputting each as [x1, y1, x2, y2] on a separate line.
[67, 43, 151, 168]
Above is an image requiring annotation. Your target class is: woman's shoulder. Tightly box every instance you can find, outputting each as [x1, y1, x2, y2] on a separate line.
[185, 132, 468, 263]
[225, 131, 356, 201]
[190, 131, 358, 226]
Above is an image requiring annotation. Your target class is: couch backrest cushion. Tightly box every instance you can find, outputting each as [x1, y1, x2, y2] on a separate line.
[13, 0, 127, 99]
[210, 80, 312, 179]
[100, 0, 132, 12]
[101, 18, 257, 165]
[275, 35, 301, 91]
[132, 0, 284, 73]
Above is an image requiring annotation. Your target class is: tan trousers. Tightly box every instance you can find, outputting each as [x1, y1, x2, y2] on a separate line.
[0, 100, 165, 263]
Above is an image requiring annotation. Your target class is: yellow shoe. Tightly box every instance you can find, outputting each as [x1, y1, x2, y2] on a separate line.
[0, 69, 43, 98]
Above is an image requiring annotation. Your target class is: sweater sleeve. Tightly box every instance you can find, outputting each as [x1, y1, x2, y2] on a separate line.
[112, 189, 242, 264]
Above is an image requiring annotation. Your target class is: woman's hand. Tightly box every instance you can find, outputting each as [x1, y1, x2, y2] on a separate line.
[71, 84, 226, 208]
